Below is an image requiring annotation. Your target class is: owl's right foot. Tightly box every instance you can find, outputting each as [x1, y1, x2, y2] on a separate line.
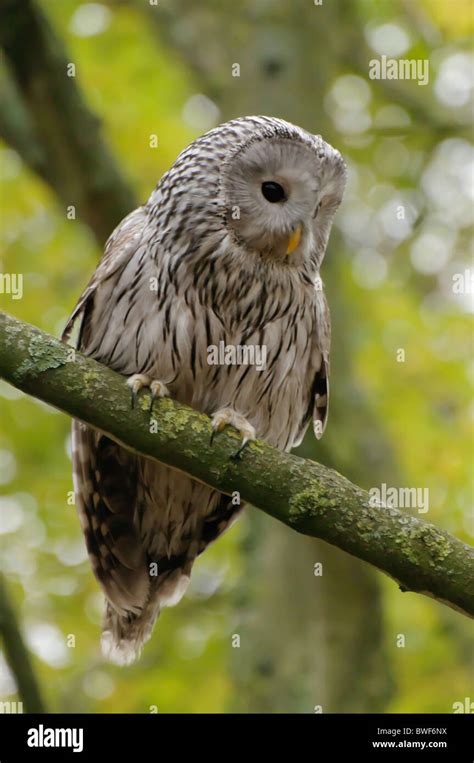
[127, 374, 170, 414]
[210, 407, 256, 459]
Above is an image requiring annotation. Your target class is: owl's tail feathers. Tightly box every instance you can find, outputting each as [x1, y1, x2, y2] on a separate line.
[101, 570, 191, 665]
[101, 601, 159, 666]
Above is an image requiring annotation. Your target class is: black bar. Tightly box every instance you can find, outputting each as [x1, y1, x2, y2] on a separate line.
[0, 712, 472, 760]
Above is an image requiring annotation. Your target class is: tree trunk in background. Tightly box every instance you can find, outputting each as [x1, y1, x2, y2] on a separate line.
[229, 250, 396, 712]
[0, 0, 137, 245]
[232, 514, 390, 713]
[150, 0, 395, 711]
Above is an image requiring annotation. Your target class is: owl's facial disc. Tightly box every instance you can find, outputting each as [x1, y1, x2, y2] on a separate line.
[222, 134, 345, 264]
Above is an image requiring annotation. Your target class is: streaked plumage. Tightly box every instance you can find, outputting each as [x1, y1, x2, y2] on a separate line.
[63, 116, 346, 663]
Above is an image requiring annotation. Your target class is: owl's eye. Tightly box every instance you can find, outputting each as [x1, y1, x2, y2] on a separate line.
[261, 181, 286, 203]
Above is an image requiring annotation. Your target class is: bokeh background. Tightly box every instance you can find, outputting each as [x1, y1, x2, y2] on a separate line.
[0, 0, 472, 713]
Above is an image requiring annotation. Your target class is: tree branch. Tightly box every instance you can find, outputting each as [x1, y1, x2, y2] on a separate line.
[0, 573, 46, 713]
[0, 310, 472, 619]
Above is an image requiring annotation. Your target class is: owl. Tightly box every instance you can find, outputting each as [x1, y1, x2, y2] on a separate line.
[63, 116, 346, 664]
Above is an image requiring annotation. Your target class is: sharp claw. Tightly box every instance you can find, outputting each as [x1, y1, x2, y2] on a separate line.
[148, 381, 169, 416]
[128, 374, 148, 410]
[210, 420, 225, 446]
[128, 376, 169, 416]
[210, 408, 255, 456]
[230, 438, 250, 460]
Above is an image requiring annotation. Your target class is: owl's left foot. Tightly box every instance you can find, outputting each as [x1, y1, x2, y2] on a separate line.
[127, 374, 170, 414]
[210, 407, 256, 459]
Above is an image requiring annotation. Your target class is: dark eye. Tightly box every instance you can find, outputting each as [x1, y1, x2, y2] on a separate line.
[261, 181, 286, 203]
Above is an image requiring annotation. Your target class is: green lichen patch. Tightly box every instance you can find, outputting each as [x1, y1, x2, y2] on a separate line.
[288, 486, 333, 522]
[15, 333, 69, 381]
[80, 368, 109, 396]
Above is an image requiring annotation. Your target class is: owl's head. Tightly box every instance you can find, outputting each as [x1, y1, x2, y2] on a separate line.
[220, 117, 346, 268]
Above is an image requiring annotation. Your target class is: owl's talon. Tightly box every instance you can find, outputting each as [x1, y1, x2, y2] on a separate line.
[210, 418, 226, 445]
[210, 407, 256, 458]
[230, 438, 251, 460]
[149, 380, 170, 416]
[127, 374, 150, 410]
[127, 374, 169, 414]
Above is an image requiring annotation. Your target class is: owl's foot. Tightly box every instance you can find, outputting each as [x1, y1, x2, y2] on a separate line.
[210, 407, 256, 459]
[127, 374, 170, 414]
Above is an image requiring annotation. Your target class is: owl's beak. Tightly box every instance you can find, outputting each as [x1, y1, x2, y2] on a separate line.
[286, 225, 302, 255]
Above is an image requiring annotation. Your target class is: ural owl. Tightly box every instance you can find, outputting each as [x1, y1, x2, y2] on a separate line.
[63, 116, 346, 663]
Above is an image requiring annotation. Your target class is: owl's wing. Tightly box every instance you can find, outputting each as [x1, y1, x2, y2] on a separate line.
[63, 204, 153, 629]
[294, 289, 330, 446]
[312, 289, 331, 440]
[62, 205, 147, 345]
[312, 356, 329, 440]
[72, 421, 149, 617]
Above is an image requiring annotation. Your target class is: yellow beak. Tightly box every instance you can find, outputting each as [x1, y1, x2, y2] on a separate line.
[286, 225, 302, 255]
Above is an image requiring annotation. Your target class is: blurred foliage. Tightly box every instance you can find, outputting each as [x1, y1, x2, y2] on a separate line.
[0, 0, 472, 712]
